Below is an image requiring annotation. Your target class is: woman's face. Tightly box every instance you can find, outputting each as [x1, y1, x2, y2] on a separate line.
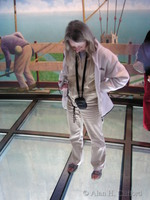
[69, 39, 86, 53]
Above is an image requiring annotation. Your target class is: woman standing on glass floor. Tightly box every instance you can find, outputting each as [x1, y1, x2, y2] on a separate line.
[59, 20, 129, 180]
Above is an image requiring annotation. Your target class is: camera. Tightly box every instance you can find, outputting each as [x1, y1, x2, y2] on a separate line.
[75, 97, 87, 109]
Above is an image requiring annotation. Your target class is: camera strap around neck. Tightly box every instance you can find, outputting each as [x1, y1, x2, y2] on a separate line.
[75, 53, 88, 98]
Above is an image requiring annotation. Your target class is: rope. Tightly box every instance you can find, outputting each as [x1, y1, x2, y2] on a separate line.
[116, 0, 126, 36]
[98, 0, 103, 35]
[114, 0, 117, 34]
[106, 0, 109, 34]
[84, 0, 107, 22]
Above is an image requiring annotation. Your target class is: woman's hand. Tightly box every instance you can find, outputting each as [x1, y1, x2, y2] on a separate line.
[58, 80, 68, 90]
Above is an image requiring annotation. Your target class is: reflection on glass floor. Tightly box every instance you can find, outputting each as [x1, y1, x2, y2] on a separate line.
[65, 143, 123, 200]
[0, 100, 31, 129]
[0, 100, 150, 200]
[103, 105, 126, 139]
[0, 133, 6, 141]
[132, 146, 150, 200]
[0, 136, 71, 200]
[20, 101, 69, 134]
[133, 106, 150, 143]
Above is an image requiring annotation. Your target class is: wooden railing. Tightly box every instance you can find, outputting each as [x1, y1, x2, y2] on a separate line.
[0, 42, 64, 72]
[0, 42, 143, 95]
[0, 42, 140, 73]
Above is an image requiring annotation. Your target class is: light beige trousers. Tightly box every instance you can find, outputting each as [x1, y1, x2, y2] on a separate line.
[14, 45, 35, 88]
[67, 99, 106, 171]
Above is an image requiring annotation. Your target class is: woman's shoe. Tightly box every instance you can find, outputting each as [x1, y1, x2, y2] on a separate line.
[67, 163, 78, 174]
[91, 170, 102, 180]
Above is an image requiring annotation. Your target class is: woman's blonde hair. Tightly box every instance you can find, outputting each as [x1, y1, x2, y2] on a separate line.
[64, 20, 96, 60]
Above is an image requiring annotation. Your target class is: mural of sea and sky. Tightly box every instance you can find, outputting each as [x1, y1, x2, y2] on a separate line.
[0, 0, 150, 84]
[0, 0, 150, 44]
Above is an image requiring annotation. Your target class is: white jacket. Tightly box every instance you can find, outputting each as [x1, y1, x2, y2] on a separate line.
[59, 39, 129, 116]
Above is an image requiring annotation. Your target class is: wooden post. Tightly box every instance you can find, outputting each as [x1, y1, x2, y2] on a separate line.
[34, 41, 39, 82]
[127, 41, 132, 86]
[128, 42, 132, 64]
[84, 0, 107, 23]
[82, 0, 86, 23]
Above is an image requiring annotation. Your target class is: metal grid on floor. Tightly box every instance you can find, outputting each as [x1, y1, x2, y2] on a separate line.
[0, 93, 149, 200]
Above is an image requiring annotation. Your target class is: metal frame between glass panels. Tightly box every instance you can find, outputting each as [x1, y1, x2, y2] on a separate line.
[0, 94, 149, 200]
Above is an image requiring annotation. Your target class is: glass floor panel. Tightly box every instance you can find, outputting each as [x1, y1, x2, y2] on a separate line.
[132, 107, 150, 143]
[0, 133, 6, 141]
[0, 100, 31, 129]
[103, 105, 126, 139]
[0, 135, 72, 200]
[20, 101, 69, 134]
[132, 146, 150, 200]
[65, 142, 123, 200]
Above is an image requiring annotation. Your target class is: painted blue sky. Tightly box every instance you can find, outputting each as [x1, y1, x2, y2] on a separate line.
[0, 0, 150, 13]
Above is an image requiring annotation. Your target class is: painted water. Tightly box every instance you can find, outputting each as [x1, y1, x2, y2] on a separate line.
[0, 10, 150, 44]
[0, 10, 150, 83]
